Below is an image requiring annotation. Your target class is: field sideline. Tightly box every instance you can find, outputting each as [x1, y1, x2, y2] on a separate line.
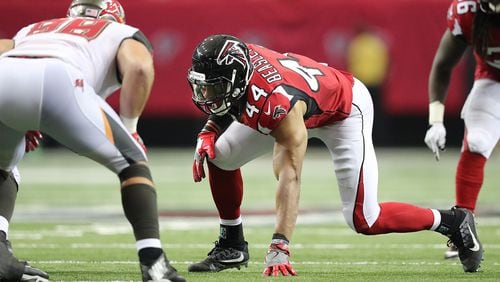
[9, 147, 500, 281]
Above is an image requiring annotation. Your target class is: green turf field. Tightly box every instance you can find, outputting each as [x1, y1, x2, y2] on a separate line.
[10, 147, 500, 281]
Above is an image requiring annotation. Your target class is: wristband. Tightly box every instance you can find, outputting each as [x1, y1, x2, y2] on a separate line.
[428, 101, 445, 124]
[120, 115, 139, 133]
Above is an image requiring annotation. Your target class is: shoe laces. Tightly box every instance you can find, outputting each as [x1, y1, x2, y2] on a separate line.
[207, 241, 239, 260]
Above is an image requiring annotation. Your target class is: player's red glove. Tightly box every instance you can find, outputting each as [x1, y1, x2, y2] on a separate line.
[192, 130, 216, 182]
[262, 241, 297, 277]
[131, 132, 147, 153]
[25, 131, 43, 153]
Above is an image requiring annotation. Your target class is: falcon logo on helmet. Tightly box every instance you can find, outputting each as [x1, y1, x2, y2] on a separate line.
[217, 40, 250, 68]
[67, 0, 126, 24]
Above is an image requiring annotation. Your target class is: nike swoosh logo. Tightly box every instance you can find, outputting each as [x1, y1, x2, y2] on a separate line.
[467, 224, 481, 252]
[264, 103, 271, 115]
[220, 252, 245, 263]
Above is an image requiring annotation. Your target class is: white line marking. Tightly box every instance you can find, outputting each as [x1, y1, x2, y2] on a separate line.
[11, 243, 500, 249]
[29, 260, 500, 266]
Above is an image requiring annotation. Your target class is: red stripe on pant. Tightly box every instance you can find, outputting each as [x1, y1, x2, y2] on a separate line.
[353, 170, 435, 235]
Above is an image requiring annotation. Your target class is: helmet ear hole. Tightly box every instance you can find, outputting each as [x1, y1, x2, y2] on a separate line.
[188, 34, 252, 116]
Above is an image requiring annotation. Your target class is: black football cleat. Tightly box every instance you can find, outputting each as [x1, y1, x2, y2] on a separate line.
[140, 253, 186, 282]
[188, 241, 249, 272]
[447, 208, 483, 272]
[20, 264, 50, 282]
[1, 232, 49, 282]
[444, 244, 458, 260]
[1, 232, 26, 282]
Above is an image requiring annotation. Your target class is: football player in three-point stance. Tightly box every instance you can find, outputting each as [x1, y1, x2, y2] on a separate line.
[0, 1, 185, 281]
[425, 0, 499, 260]
[187, 34, 484, 276]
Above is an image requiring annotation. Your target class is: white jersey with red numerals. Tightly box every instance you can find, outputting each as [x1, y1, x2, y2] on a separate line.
[240, 44, 354, 134]
[0, 17, 149, 174]
[1, 17, 144, 98]
[447, 0, 500, 81]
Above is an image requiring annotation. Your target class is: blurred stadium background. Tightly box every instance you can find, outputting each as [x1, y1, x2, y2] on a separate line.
[1, 0, 499, 281]
[0, 0, 475, 148]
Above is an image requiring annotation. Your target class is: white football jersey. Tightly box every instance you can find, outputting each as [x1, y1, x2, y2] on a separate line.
[1, 17, 147, 98]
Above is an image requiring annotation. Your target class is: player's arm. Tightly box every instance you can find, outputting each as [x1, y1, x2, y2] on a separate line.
[117, 37, 153, 127]
[116, 36, 154, 151]
[262, 100, 307, 277]
[425, 29, 468, 160]
[428, 29, 467, 119]
[0, 39, 14, 55]
[270, 100, 307, 240]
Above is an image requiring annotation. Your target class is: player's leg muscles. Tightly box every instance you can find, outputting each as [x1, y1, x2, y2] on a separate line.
[119, 162, 159, 240]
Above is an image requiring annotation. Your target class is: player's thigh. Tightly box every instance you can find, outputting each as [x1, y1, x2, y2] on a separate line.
[210, 121, 274, 170]
[313, 118, 366, 205]
[0, 122, 25, 172]
[462, 79, 500, 157]
[40, 62, 145, 174]
[311, 80, 380, 228]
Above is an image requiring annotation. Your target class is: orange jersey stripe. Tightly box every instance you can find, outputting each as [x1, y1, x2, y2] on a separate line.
[101, 109, 115, 144]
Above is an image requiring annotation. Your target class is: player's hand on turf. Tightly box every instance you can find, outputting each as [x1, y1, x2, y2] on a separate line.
[25, 131, 43, 153]
[424, 122, 446, 161]
[131, 132, 147, 153]
[192, 130, 216, 182]
[262, 242, 297, 277]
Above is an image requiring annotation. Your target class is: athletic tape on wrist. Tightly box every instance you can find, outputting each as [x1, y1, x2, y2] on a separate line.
[428, 101, 445, 124]
[120, 115, 139, 133]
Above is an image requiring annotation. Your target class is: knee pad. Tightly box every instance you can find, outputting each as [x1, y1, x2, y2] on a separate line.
[0, 170, 8, 181]
[0, 170, 17, 191]
[119, 163, 152, 184]
[466, 129, 495, 157]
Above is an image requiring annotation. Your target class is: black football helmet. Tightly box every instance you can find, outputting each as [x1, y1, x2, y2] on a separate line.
[188, 34, 253, 116]
[479, 0, 500, 14]
[67, 0, 125, 23]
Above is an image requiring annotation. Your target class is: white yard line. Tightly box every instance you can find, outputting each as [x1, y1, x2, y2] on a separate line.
[11, 242, 500, 250]
[25, 260, 500, 266]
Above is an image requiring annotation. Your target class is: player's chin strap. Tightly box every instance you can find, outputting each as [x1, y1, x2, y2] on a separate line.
[119, 163, 159, 240]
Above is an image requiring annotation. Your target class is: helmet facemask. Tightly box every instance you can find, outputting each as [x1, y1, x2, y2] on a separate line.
[188, 69, 242, 116]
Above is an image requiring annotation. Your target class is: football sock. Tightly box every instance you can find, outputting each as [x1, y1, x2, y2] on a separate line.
[435, 208, 463, 236]
[0, 170, 18, 222]
[355, 202, 434, 234]
[138, 247, 163, 265]
[119, 164, 159, 240]
[455, 150, 486, 212]
[219, 224, 245, 249]
[208, 162, 243, 219]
